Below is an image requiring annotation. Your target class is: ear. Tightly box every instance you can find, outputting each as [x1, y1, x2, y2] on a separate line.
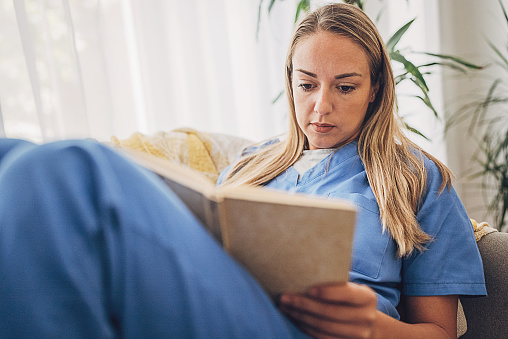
[369, 82, 379, 103]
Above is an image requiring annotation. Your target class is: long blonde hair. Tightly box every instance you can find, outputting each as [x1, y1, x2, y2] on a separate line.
[221, 3, 452, 257]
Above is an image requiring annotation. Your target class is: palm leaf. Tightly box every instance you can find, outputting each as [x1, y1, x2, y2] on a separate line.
[487, 39, 508, 69]
[500, 0, 508, 28]
[386, 19, 415, 52]
[404, 123, 430, 140]
[417, 52, 484, 70]
[343, 0, 364, 10]
[295, 0, 310, 23]
[256, 0, 265, 40]
[394, 73, 409, 85]
[473, 130, 508, 229]
[272, 90, 284, 104]
[268, 0, 278, 13]
[471, 78, 503, 131]
[417, 61, 468, 74]
[390, 50, 429, 91]
[375, 6, 385, 24]
[415, 93, 439, 119]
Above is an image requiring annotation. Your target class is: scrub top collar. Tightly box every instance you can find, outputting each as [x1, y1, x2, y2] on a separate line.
[289, 141, 359, 185]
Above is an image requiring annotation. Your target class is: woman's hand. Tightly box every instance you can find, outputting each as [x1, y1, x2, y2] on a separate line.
[278, 282, 378, 339]
[278, 282, 458, 339]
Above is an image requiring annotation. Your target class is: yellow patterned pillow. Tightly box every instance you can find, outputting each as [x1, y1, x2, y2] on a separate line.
[110, 128, 252, 183]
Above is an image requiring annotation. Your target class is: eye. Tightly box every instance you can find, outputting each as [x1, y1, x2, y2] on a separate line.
[338, 85, 355, 94]
[298, 83, 314, 92]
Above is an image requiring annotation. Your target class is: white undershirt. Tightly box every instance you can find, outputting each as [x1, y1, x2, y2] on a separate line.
[293, 148, 336, 178]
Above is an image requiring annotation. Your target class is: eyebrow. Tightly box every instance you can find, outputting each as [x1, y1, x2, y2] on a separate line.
[295, 69, 363, 79]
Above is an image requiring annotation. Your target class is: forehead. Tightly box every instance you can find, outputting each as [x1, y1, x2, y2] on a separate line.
[292, 31, 371, 76]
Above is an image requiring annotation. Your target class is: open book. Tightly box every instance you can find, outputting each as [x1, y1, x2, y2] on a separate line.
[123, 149, 357, 297]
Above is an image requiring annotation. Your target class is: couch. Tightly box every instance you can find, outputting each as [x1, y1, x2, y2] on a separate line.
[112, 129, 508, 339]
[460, 230, 508, 338]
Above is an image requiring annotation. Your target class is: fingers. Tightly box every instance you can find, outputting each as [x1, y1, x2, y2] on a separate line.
[279, 301, 375, 339]
[278, 283, 378, 338]
[308, 282, 377, 305]
[279, 293, 373, 324]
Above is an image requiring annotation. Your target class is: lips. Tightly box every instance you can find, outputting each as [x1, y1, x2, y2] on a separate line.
[311, 123, 334, 133]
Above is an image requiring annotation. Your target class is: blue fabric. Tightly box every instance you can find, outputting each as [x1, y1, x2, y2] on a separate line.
[220, 141, 487, 319]
[0, 139, 309, 339]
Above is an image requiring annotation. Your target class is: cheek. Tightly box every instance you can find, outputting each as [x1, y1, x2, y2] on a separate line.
[348, 96, 371, 119]
[294, 107, 306, 129]
[293, 93, 312, 115]
[293, 105, 310, 134]
[293, 94, 307, 120]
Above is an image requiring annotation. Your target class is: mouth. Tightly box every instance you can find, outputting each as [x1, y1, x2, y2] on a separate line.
[310, 123, 335, 133]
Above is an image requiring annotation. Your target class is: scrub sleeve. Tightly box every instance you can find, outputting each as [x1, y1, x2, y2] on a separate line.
[0, 139, 308, 339]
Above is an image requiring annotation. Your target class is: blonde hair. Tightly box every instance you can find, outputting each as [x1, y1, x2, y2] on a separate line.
[221, 3, 452, 257]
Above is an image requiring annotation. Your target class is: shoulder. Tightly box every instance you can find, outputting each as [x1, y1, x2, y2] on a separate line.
[405, 146, 448, 193]
[421, 153, 446, 192]
[413, 151, 467, 234]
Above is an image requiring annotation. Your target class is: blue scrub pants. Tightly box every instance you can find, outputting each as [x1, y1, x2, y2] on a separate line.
[0, 139, 307, 338]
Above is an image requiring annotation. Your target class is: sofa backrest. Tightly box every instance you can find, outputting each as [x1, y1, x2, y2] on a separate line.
[460, 231, 508, 338]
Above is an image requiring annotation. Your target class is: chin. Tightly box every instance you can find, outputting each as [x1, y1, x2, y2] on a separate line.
[309, 141, 338, 150]
[308, 137, 349, 150]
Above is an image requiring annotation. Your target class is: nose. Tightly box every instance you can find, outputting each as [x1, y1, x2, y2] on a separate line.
[314, 88, 332, 115]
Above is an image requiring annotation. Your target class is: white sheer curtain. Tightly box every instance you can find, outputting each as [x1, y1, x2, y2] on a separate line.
[1, 0, 443, 150]
[0, 0, 297, 142]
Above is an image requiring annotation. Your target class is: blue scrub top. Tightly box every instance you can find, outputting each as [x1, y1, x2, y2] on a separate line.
[219, 141, 486, 319]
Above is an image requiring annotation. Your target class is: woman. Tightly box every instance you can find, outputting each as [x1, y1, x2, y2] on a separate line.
[0, 3, 484, 339]
[218, 3, 487, 338]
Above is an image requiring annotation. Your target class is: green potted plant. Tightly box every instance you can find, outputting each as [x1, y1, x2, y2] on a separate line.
[448, 0, 508, 230]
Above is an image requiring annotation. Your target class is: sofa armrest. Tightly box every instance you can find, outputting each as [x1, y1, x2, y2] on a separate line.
[460, 231, 508, 338]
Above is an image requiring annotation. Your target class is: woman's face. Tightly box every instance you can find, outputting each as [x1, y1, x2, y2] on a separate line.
[292, 30, 378, 150]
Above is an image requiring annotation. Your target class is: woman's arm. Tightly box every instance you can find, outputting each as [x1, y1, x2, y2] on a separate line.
[278, 283, 458, 339]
